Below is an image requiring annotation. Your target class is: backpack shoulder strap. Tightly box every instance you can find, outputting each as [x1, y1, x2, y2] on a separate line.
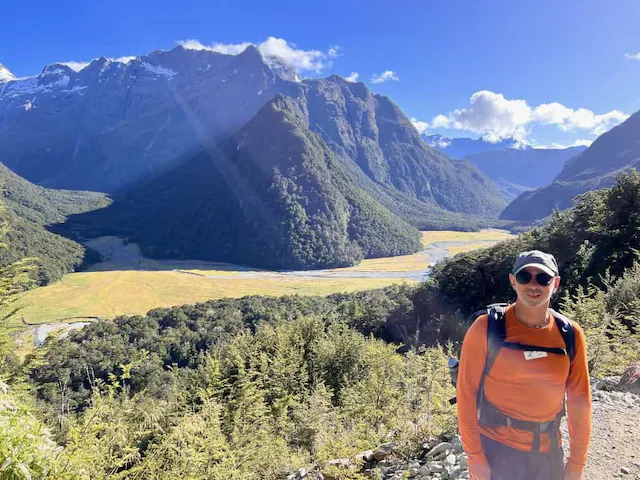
[476, 305, 507, 409]
[484, 305, 507, 377]
[549, 308, 576, 364]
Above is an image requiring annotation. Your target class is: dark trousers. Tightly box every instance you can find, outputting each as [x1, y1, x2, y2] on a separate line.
[481, 435, 565, 480]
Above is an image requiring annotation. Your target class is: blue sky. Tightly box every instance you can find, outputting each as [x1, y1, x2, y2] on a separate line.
[2, 0, 640, 147]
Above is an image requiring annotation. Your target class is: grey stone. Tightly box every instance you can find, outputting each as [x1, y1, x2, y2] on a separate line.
[425, 442, 453, 459]
[418, 465, 431, 476]
[451, 436, 464, 454]
[357, 450, 375, 463]
[446, 465, 464, 479]
[286, 468, 308, 480]
[427, 461, 445, 473]
[422, 437, 440, 451]
[373, 442, 398, 461]
[595, 376, 621, 391]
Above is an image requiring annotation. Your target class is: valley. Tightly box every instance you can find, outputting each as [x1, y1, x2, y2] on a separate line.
[12, 230, 511, 329]
[2, 21, 638, 479]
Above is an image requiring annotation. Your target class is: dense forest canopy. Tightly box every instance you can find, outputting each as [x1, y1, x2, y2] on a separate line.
[0, 163, 110, 286]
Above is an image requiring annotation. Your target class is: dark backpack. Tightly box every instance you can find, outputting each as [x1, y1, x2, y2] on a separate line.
[448, 303, 576, 452]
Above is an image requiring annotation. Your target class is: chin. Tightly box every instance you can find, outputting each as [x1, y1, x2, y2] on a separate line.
[520, 296, 549, 307]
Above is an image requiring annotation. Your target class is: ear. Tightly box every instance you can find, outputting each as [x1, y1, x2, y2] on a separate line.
[508, 273, 517, 291]
[552, 275, 561, 294]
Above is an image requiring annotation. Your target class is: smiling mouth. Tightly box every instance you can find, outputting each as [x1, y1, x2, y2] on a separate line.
[526, 292, 541, 298]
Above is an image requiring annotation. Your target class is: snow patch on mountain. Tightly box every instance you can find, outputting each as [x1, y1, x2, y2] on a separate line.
[0, 63, 15, 82]
[20, 99, 34, 111]
[142, 62, 177, 78]
[60, 62, 90, 72]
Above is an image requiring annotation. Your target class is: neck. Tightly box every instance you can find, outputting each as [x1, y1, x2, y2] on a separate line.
[513, 301, 550, 328]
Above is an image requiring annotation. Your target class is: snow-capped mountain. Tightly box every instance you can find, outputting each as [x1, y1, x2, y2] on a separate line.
[0, 63, 15, 82]
[0, 45, 300, 191]
[421, 133, 528, 159]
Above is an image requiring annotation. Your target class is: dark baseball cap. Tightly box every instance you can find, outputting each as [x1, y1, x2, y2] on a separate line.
[513, 250, 559, 277]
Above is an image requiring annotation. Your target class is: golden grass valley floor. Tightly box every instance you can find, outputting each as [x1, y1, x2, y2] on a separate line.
[12, 229, 513, 328]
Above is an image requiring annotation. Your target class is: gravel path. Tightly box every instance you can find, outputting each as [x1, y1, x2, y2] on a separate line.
[562, 389, 640, 479]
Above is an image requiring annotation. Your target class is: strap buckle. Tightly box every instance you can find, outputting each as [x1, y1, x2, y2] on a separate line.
[505, 417, 512, 428]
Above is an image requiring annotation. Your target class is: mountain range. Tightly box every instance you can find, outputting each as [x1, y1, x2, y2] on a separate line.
[502, 110, 640, 221]
[68, 95, 426, 269]
[0, 46, 299, 192]
[422, 133, 587, 200]
[464, 146, 586, 200]
[64, 76, 508, 269]
[0, 45, 509, 270]
[421, 133, 526, 159]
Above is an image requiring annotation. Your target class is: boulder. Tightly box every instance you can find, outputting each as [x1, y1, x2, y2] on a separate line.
[618, 363, 640, 396]
[355, 450, 375, 463]
[594, 376, 621, 391]
[372, 442, 398, 461]
[425, 442, 453, 459]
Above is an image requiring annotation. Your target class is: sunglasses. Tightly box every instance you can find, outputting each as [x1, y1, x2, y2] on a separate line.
[515, 270, 555, 286]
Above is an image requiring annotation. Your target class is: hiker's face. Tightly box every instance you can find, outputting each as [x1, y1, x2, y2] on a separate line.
[509, 267, 560, 308]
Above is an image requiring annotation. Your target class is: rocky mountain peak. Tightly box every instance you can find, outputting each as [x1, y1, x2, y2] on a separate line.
[0, 62, 16, 82]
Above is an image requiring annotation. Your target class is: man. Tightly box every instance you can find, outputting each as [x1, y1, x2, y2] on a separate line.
[457, 250, 591, 480]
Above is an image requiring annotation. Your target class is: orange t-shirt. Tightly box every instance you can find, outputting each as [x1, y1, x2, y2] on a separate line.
[456, 305, 591, 474]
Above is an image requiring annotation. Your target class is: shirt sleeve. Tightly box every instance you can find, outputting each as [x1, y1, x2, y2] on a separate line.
[565, 321, 592, 473]
[457, 315, 489, 467]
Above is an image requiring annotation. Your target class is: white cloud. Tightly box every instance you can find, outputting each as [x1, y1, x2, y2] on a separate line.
[212, 42, 254, 55]
[432, 91, 530, 142]
[431, 114, 450, 129]
[533, 102, 629, 134]
[114, 56, 136, 64]
[177, 37, 337, 74]
[410, 117, 429, 135]
[60, 61, 90, 72]
[432, 90, 628, 142]
[345, 72, 359, 82]
[177, 39, 211, 51]
[328, 46, 342, 58]
[624, 52, 640, 61]
[433, 138, 451, 149]
[534, 139, 593, 149]
[371, 70, 399, 84]
[258, 37, 328, 73]
[178, 39, 253, 55]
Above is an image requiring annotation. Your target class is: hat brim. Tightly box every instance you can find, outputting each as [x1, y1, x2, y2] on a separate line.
[514, 263, 557, 277]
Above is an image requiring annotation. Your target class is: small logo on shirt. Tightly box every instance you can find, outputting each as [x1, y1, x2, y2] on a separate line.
[524, 351, 548, 360]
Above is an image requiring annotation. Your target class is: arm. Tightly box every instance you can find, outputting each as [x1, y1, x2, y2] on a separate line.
[457, 316, 489, 475]
[564, 323, 592, 476]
